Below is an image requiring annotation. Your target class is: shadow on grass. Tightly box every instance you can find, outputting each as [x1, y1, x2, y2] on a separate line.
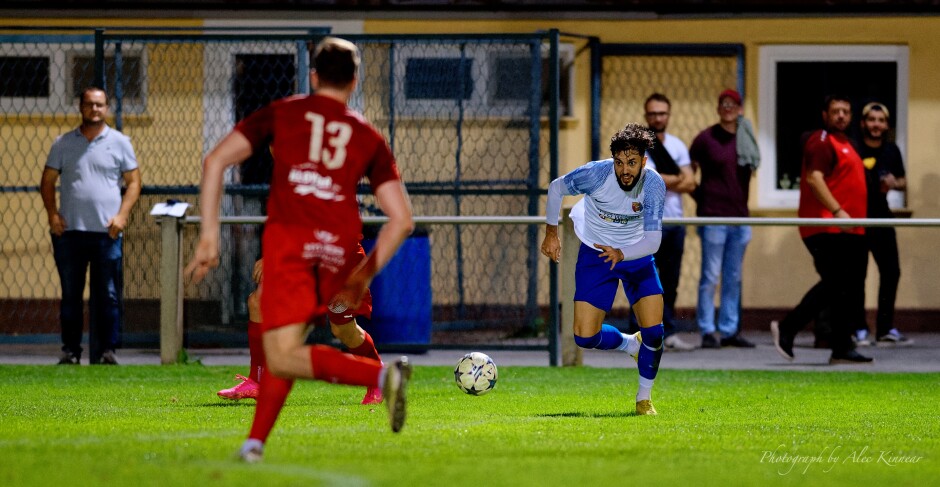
[537, 411, 636, 418]
[200, 401, 254, 408]
[768, 362, 844, 367]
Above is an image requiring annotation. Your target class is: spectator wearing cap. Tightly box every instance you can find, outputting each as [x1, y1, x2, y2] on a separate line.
[689, 89, 758, 349]
[852, 101, 911, 346]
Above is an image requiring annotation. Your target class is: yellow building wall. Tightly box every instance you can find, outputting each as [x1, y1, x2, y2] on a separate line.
[366, 16, 940, 312]
[3, 15, 938, 313]
[0, 19, 203, 300]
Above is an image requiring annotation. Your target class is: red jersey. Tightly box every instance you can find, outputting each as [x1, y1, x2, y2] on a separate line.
[236, 94, 400, 327]
[798, 129, 867, 239]
[235, 94, 400, 242]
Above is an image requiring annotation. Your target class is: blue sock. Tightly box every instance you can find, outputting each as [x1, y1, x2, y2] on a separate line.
[638, 324, 664, 381]
[574, 324, 626, 350]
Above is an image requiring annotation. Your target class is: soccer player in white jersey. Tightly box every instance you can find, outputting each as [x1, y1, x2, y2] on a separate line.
[541, 123, 666, 415]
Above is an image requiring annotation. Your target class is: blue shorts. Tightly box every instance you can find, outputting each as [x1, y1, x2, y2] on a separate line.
[574, 243, 664, 312]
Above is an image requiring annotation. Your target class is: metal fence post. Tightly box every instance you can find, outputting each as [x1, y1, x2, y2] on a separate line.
[560, 206, 582, 366]
[159, 215, 184, 364]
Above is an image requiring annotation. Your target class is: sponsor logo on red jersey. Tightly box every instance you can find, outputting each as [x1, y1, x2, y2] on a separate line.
[288, 166, 345, 201]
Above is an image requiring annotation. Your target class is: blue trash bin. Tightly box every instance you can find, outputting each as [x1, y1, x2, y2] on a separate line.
[360, 230, 432, 351]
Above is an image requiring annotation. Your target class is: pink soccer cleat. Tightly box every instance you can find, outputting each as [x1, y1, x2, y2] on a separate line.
[218, 374, 260, 400]
[361, 386, 383, 405]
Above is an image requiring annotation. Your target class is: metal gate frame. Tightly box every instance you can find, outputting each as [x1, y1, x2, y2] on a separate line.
[590, 42, 745, 161]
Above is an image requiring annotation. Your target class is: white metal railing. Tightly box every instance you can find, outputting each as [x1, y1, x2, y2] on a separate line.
[184, 215, 940, 227]
[158, 214, 940, 365]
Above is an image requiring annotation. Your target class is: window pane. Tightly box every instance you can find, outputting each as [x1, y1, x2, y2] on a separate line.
[71, 55, 143, 101]
[775, 61, 897, 190]
[405, 58, 473, 100]
[492, 56, 531, 101]
[0, 56, 50, 97]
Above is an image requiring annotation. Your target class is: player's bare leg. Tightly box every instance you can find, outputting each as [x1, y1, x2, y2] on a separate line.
[331, 318, 384, 404]
[572, 301, 642, 360]
[240, 322, 408, 461]
[219, 289, 263, 400]
[571, 300, 645, 389]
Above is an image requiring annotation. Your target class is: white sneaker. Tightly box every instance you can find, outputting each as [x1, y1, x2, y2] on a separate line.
[876, 329, 913, 347]
[239, 439, 264, 463]
[383, 357, 412, 433]
[664, 334, 696, 351]
[625, 332, 641, 362]
[854, 329, 871, 347]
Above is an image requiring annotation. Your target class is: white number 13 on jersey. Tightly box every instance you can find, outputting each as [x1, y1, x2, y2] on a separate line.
[305, 112, 352, 169]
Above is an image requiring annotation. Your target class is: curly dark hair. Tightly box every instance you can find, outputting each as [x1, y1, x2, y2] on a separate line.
[609, 123, 656, 157]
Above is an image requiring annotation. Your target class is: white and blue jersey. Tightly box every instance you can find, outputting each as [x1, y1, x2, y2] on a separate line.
[547, 159, 666, 252]
[546, 159, 667, 310]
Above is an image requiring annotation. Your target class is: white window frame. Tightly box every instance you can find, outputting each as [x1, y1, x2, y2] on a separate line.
[0, 44, 69, 113]
[202, 41, 303, 156]
[0, 42, 147, 115]
[757, 44, 909, 208]
[66, 48, 148, 114]
[393, 42, 574, 119]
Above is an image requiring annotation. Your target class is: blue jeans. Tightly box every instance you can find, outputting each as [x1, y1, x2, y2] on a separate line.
[51, 231, 123, 362]
[696, 225, 751, 337]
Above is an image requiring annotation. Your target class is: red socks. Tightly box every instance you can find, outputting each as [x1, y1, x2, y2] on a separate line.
[247, 321, 264, 382]
[347, 331, 382, 363]
[309, 345, 383, 387]
[245, 333, 382, 444]
[248, 367, 294, 443]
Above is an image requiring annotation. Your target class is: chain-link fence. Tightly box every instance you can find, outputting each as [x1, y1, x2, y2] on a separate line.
[0, 27, 562, 352]
[593, 43, 744, 327]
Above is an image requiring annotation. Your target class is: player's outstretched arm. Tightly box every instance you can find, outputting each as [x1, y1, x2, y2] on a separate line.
[331, 180, 414, 311]
[594, 230, 662, 270]
[541, 176, 570, 263]
[184, 131, 253, 284]
[367, 180, 415, 274]
[541, 225, 561, 263]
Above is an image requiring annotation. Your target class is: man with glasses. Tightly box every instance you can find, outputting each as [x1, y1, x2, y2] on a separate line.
[41, 87, 142, 365]
[639, 93, 696, 351]
[772, 94, 873, 364]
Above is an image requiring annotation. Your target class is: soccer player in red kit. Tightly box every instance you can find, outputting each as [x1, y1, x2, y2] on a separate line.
[216, 255, 384, 405]
[185, 37, 415, 462]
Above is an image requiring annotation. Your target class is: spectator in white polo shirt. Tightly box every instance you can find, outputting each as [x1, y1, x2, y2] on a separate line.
[40, 87, 142, 365]
[640, 93, 697, 351]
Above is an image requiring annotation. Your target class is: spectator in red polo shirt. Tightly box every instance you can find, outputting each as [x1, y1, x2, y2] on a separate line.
[771, 94, 873, 365]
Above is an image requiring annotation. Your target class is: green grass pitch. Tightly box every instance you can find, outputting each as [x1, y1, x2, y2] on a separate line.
[1, 364, 937, 486]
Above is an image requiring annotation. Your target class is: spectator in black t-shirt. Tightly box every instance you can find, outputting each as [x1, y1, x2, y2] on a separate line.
[853, 102, 911, 346]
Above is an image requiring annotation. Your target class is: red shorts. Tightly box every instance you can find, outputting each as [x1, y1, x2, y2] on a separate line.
[260, 224, 373, 331]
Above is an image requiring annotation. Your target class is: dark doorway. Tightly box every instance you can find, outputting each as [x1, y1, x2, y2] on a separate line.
[234, 53, 297, 186]
[775, 61, 897, 190]
[230, 53, 297, 320]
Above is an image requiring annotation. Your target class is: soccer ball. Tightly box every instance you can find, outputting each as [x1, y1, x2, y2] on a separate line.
[454, 352, 498, 395]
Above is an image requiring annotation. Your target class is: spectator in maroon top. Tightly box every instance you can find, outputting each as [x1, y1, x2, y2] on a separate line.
[689, 89, 755, 349]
